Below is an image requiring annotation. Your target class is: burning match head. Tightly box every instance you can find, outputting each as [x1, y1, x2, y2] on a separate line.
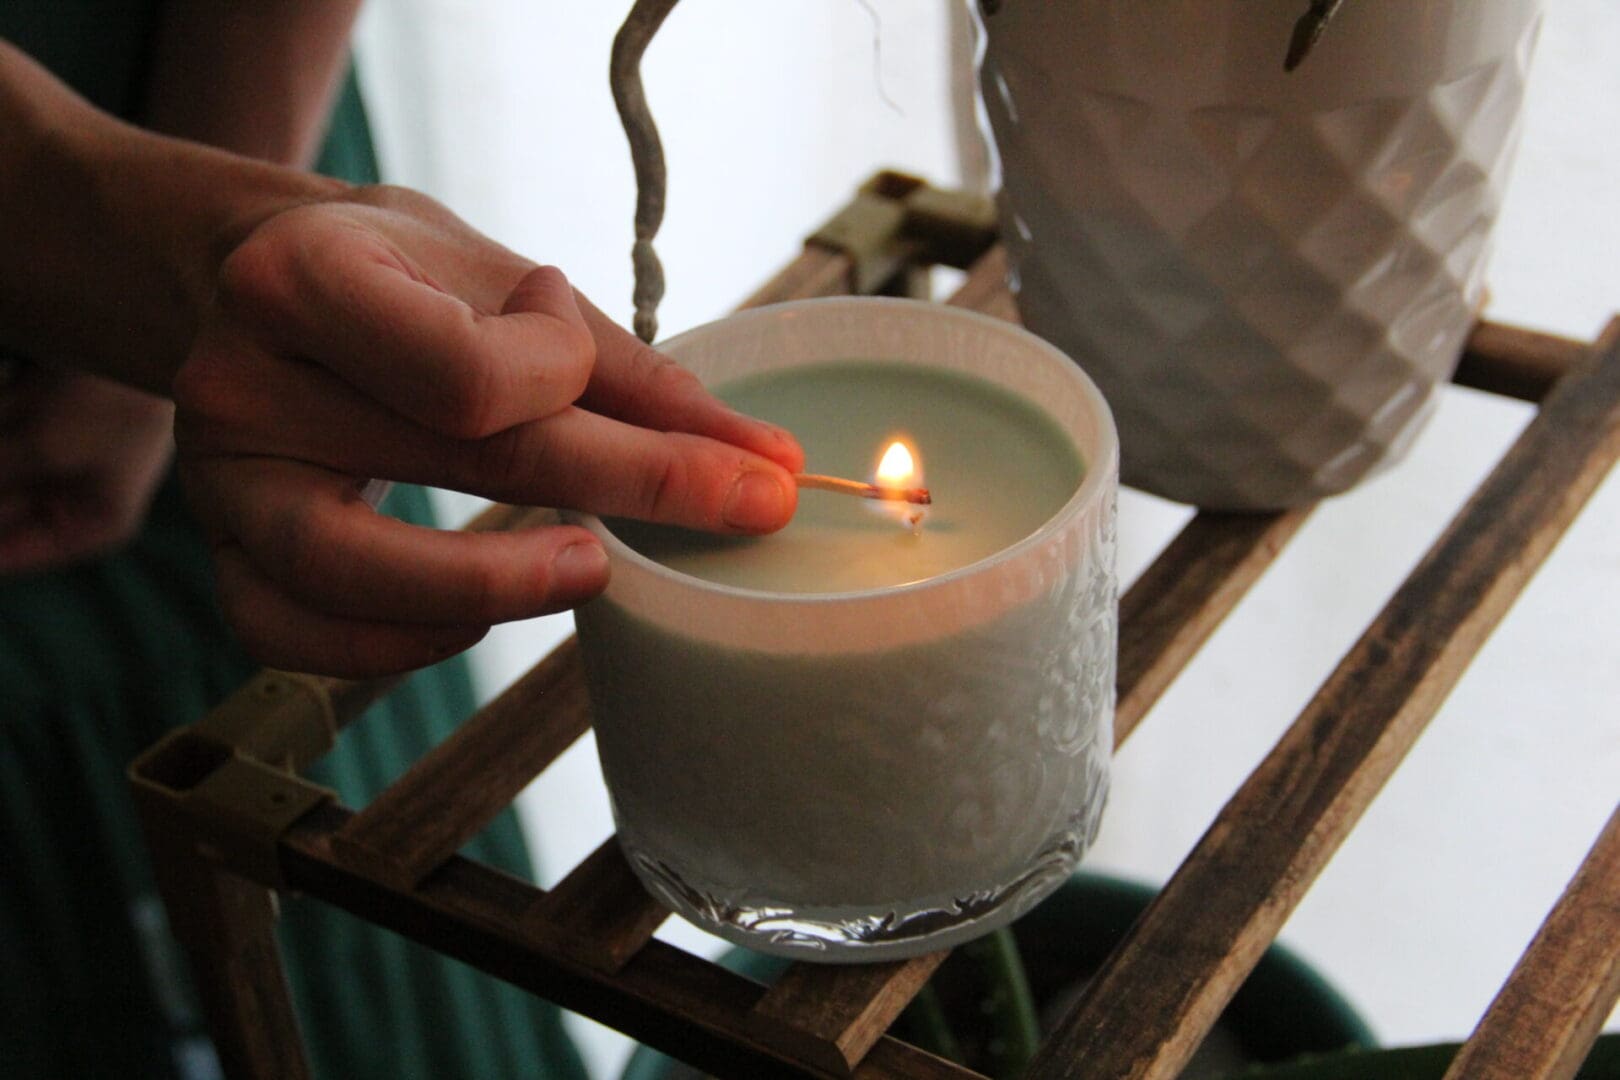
[875, 485, 932, 506]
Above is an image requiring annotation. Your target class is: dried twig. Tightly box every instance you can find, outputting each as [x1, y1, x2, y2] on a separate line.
[610, 0, 681, 342]
[1285, 0, 1346, 72]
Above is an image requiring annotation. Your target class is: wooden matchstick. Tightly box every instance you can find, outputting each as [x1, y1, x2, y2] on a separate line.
[794, 473, 932, 506]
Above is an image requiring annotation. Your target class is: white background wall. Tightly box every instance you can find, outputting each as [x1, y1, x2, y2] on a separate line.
[355, 2, 1619, 1075]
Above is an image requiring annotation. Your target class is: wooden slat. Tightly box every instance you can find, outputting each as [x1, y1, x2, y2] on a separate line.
[282, 803, 979, 1080]
[943, 246, 1019, 323]
[1025, 321, 1620, 1079]
[741, 245, 855, 309]
[331, 637, 592, 889]
[525, 837, 670, 974]
[1115, 509, 1311, 745]
[748, 953, 950, 1076]
[1444, 804, 1620, 1080]
[1458, 321, 1588, 403]
[138, 794, 312, 1080]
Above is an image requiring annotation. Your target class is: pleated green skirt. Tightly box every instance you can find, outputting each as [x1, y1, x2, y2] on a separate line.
[1, 8, 587, 1078]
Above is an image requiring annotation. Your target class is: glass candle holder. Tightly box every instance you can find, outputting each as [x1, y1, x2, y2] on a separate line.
[571, 297, 1119, 962]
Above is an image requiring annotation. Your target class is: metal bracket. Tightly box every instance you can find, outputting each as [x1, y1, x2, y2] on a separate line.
[807, 170, 998, 295]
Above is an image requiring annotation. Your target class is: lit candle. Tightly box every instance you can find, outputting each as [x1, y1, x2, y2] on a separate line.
[608, 361, 1084, 594]
[571, 298, 1119, 962]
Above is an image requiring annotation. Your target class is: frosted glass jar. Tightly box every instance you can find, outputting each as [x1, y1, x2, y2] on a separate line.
[570, 297, 1119, 962]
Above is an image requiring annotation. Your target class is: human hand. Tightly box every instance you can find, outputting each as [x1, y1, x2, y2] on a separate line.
[175, 185, 803, 677]
[0, 364, 175, 574]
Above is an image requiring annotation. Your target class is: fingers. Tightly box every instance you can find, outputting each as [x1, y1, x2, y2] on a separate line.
[219, 209, 594, 438]
[212, 542, 491, 678]
[189, 457, 610, 627]
[463, 409, 799, 532]
[177, 333, 798, 533]
[575, 292, 805, 473]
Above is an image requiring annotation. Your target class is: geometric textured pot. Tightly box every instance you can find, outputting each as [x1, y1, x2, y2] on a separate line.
[981, 0, 1545, 508]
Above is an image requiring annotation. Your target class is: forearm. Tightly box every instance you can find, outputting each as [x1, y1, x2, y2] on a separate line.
[0, 39, 342, 394]
[142, 0, 365, 167]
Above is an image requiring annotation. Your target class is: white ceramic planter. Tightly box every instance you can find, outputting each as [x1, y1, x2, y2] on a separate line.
[980, 0, 1544, 508]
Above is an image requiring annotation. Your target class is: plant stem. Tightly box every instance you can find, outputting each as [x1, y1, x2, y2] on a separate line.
[610, 0, 679, 342]
[964, 927, 1042, 1078]
[899, 982, 969, 1065]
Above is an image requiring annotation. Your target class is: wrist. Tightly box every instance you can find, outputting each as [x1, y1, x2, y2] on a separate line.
[0, 41, 348, 395]
[77, 124, 349, 391]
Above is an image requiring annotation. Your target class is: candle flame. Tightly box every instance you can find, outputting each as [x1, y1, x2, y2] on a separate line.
[874, 438, 925, 533]
[876, 440, 917, 486]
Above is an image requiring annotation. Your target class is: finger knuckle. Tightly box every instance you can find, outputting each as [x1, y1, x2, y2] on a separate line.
[217, 225, 297, 320]
[471, 427, 530, 493]
[428, 319, 508, 438]
[171, 351, 244, 447]
[266, 503, 326, 588]
[553, 320, 597, 404]
[216, 582, 289, 670]
[640, 451, 689, 521]
[456, 559, 505, 623]
[621, 353, 706, 429]
[357, 183, 444, 219]
[653, 354, 704, 401]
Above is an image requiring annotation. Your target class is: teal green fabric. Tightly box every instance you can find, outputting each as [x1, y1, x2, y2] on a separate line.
[1, 10, 586, 1080]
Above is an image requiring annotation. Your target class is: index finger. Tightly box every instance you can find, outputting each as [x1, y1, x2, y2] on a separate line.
[574, 292, 805, 473]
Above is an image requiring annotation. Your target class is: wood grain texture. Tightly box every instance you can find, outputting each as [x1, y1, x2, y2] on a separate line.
[526, 837, 670, 974]
[943, 246, 1019, 323]
[1114, 509, 1310, 746]
[140, 808, 311, 1080]
[1443, 804, 1620, 1080]
[1457, 321, 1587, 403]
[748, 953, 950, 1076]
[741, 246, 855, 310]
[330, 637, 591, 889]
[283, 803, 979, 1080]
[1025, 321, 1620, 1079]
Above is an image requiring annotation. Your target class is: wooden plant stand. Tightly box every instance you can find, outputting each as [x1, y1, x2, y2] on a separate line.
[130, 172, 1620, 1079]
